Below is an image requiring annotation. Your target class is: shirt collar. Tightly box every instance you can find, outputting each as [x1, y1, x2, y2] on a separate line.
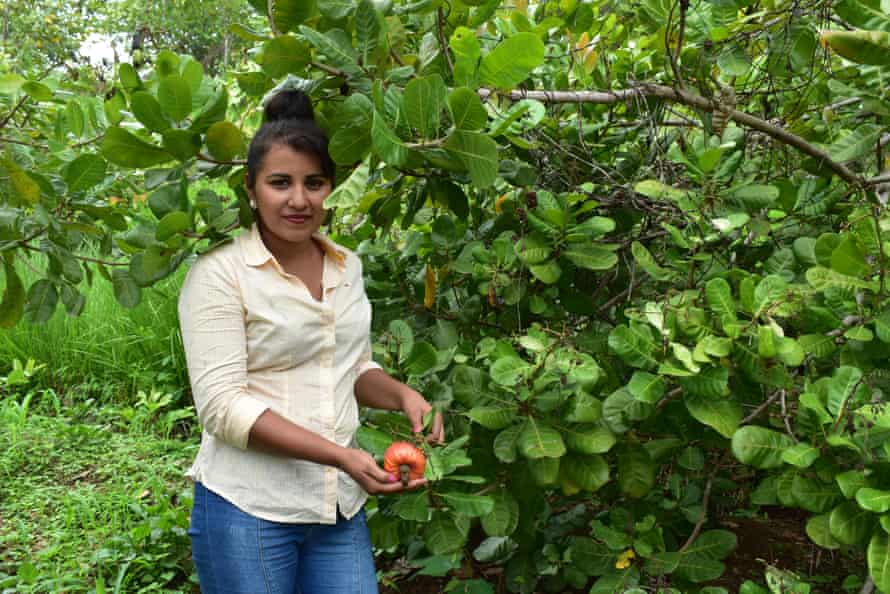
[241, 223, 347, 272]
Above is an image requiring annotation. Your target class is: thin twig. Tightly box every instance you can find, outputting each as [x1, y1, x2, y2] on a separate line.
[780, 389, 799, 443]
[477, 85, 865, 186]
[0, 94, 29, 129]
[679, 468, 718, 553]
[197, 152, 246, 166]
[740, 389, 783, 425]
[436, 7, 454, 77]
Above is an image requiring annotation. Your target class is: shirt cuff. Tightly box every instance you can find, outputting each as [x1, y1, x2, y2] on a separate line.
[224, 395, 270, 450]
[355, 360, 383, 378]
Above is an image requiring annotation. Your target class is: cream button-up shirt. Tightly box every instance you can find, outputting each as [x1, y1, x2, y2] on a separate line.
[177, 223, 381, 524]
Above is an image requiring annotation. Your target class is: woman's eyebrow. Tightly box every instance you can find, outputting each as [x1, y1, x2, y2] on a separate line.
[265, 172, 292, 178]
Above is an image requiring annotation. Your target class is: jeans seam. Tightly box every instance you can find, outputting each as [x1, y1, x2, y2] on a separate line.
[258, 517, 276, 594]
[353, 512, 362, 594]
[201, 485, 223, 594]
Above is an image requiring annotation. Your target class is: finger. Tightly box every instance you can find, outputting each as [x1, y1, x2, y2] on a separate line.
[368, 462, 399, 485]
[404, 478, 428, 490]
[428, 412, 445, 444]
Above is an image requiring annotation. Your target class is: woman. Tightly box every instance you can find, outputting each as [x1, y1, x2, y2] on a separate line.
[178, 88, 444, 594]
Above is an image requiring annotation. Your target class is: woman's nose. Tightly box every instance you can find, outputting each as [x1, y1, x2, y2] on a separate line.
[287, 185, 308, 209]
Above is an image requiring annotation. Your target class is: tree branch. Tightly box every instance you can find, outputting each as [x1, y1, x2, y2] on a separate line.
[478, 85, 866, 187]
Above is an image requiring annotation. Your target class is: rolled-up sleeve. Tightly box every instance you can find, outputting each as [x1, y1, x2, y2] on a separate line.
[178, 256, 269, 449]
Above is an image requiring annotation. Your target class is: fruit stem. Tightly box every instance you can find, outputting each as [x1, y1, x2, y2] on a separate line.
[399, 463, 410, 486]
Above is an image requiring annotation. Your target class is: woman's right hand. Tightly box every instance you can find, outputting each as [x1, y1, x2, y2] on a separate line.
[338, 448, 426, 495]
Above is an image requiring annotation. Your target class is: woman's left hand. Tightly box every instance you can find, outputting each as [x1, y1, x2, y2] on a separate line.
[399, 387, 445, 444]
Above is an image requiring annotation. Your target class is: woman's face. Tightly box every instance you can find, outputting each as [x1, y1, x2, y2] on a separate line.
[248, 144, 332, 257]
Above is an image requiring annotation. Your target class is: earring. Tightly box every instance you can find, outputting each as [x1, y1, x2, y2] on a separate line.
[249, 199, 256, 209]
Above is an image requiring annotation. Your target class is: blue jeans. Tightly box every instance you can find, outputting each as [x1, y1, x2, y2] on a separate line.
[189, 482, 379, 594]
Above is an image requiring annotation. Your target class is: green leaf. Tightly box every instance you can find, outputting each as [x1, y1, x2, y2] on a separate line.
[444, 130, 498, 188]
[371, 110, 407, 166]
[298, 26, 359, 71]
[858, 488, 890, 513]
[729, 184, 779, 209]
[442, 492, 494, 517]
[806, 513, 840, 549]
[831, 236, 870, 277]
[479, 32, 545, 88]
[405, 341, 437, 376]
[0, 261, 25, 328]
[603, 388, 654, 433]
[564, 425, 616, 454]
[481, 491, 519, 537]
[1, 159, 40, 204]
[705, 278, 736, 320]
[64, 154, 107, 193]
[837, 470, 868, 499]
[24, 280, 58, 324]
[830, 501, 873, 545]
[355, 0, 382, 60]
[563, 245, 619, 271]
[160, 129, 201, 161]
[791, 475, 841, 513]
[827, 365, 863, 416]
[527, 455, 560, 486]
[260, 35, 311, 78]
[822, 29, 890, 65]
[685, 393, 741, 438]
[272, 0, 317, 33]
[468, 406, 517, 430]
[392, 491, 431, 522]
[627, 371, 665, 404]
[325, 158, 370, 209]
[157, 75, 192, 122]
[101, 127, 172, 168]
[869, 531, 890, 593]
[608, 323, 658, 369]
[156, 211, 191, 242]
[318, 0, 354, 19]
[65, 100, 84, 137]
[0, 73, 25, 94]
[529, 260, 562, 284]
[518, 418, 566, 459]
[493, 424, 521, 463]
[675, 530, 737, 582]
[355, 426, 391, 455]
[631, 241, 673, 280]
[731, 426, 794, 469]
[827, 123, 883, 162]
[148, 183, 187, 219]
[448, 87, 488, 131]
[130, 91, 170, 132]
[424, 513, 468, 555]
[807, 266, 879, 292]
[677, 366, 729, 398]
[798, 334, 837, 358]
[22, 81, 52, 101]
[205, 121, 245, 162]
[562, 454, 610, 492]
[618, 446, 655, 498]
[404, 74, 447, 140]
[781, 442, 820, 468]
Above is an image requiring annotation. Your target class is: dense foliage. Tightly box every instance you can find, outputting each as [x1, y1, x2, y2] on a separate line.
[4, 0, 890, 591]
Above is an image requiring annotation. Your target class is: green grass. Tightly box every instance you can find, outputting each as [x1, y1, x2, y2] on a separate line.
[0, 255, 190, 407]
[0, 398, 199, 593]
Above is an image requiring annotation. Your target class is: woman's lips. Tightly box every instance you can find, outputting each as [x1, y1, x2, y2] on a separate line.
[283, 215, 310, 224]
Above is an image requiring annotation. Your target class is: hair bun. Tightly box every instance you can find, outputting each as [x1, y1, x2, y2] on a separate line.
[263, 89, 314, 123]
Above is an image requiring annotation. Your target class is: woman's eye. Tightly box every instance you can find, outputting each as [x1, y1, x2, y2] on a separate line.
[271, 179, 289, 187]
[306, 180, 325, 190]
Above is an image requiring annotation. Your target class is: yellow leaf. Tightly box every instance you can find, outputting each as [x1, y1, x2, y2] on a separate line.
[424, 265, 437, 309]
[495, 194, 508, 214]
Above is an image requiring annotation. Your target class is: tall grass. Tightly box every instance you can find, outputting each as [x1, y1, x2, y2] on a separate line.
[0, 254, 191, 406]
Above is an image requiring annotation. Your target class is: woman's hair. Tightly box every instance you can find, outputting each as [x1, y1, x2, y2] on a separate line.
[245, 89, 336, 189]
